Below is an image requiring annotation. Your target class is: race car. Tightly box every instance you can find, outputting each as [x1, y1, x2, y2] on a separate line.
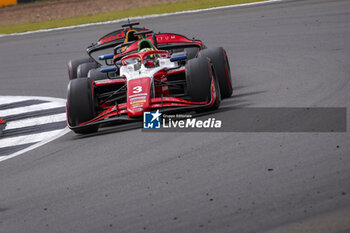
[66, 23, 232, 134]
[67, 21, 147, 80]
[67, 21, 205, 81]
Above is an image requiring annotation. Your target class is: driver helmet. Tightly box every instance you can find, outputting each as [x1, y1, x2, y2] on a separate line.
[140, 47, 159, 68]
[121, 29, 140, 52]
[124, 29, 140, 43]
[138, 38, 155, 51]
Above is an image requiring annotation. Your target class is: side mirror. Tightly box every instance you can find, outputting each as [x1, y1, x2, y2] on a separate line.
[98, 54, 114, 60]
[100, 66, 117, 73]
[170, 55, 187, 62]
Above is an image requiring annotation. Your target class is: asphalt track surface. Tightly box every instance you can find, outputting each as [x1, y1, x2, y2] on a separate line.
[1, 0, 350, 232]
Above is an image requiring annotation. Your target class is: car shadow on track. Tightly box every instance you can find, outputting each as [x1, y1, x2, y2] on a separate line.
[70, 121, 143, 139]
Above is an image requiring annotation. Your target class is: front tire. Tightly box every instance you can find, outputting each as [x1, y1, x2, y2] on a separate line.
[185, 56, 221, 111]
[198, 47, 233, 98]
[66, 78, 99, 134]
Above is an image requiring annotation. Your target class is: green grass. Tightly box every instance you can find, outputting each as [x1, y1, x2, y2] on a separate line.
[0, 0, 263, 34]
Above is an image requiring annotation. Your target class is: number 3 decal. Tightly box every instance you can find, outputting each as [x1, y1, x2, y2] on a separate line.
[133, 86, 142, 93]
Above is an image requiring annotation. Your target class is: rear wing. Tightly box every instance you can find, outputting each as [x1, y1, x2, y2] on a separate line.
[86, 27, 149, 56]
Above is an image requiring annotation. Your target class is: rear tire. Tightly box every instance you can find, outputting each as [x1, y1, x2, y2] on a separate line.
[198, 47, 233, 98]
[185, 56, 221, 111]
[185, 47, 199, 60]
[68, 57, 94, 80]
[88, 68, 108, 81]
[77, 62, 99, 79]
[66, 78, 99, 134]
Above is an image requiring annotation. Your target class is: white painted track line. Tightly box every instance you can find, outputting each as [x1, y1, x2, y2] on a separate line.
[0, 96, 69, 163]
[0, 96, 39, 105]
[0, 102, 65, 117]
[0, 129, 64, 149]
[0, 128, 69, 162]
[0, 96, 66, 105]
[5, 113, 66, 130]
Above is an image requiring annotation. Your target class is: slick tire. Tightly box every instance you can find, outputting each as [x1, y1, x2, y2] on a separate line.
[185, 56, 221, 111]
[67, 57, 95, 80]
[198, 47, 233, 98]
[88, 68, 108, 81]
[67, 78, 99, 134]
[77, 62, 100, 79]
[184, 47, 199, 60]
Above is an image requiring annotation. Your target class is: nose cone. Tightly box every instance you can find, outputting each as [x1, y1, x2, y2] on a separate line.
[127, 77, 151, 117]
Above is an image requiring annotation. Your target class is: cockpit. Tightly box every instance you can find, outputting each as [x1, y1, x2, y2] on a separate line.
[121, 50, 171, 73]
